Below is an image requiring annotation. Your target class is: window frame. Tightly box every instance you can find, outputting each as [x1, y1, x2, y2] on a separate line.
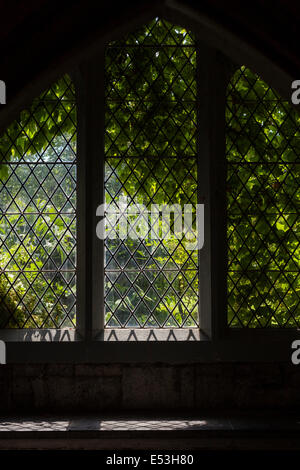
[0, 8, 299, 363]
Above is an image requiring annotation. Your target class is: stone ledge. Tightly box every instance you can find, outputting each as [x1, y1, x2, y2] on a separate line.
[0, 413, 300, 450]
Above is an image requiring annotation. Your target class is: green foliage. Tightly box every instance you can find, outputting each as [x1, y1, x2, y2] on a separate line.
[104, 18, 198, 327]
[0, 75, 76, 178]
[0, 19, 299, 328]
[226, 67, 300, 327]
[0, 75, 76, 328]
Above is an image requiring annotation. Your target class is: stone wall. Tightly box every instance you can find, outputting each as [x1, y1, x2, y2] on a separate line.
[1, 363, 299, 413]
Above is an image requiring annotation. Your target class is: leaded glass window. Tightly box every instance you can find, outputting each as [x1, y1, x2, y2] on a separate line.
[104, 18, 199, 328]
[0, 75, 77, 328]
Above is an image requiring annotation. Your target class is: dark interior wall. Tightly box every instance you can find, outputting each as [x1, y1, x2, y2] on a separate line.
[183, 0, 300, 75]
[0, 0, 300, 413]
[1, 363, 300, 413]
[1, 0, 300, 132]
[1, 0, 300, 90]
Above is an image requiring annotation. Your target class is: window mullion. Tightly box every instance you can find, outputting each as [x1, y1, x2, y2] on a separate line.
[196, 41, 233, 339]
[73, 52, 105, 339]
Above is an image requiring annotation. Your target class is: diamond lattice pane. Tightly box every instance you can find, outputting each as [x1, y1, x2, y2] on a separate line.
[0, 75, 77, 328]
[104, 18, 199, 328]
[226, 66, 300, 327]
